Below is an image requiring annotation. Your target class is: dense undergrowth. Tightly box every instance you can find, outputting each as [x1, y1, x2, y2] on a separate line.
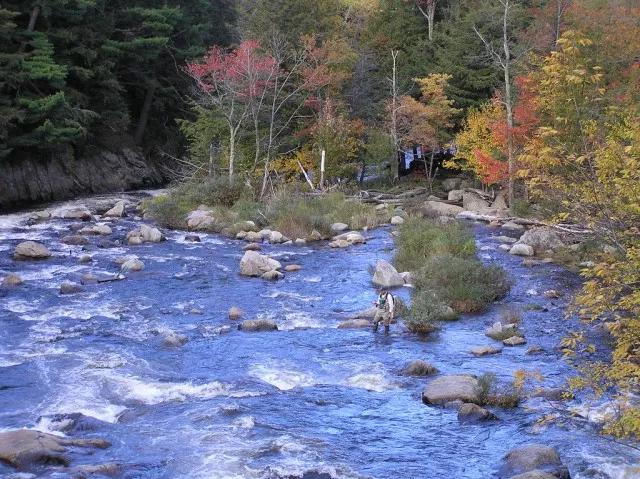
[394, 216, 511, 333]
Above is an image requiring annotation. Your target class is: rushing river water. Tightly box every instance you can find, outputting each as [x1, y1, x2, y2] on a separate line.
[0, 194, 639, 479]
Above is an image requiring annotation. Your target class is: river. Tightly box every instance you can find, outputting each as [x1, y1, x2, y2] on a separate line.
[0, 194, 638, 478]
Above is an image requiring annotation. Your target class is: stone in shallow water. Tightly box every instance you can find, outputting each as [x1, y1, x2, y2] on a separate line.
[457, 403, 498, 424]
[13, 241, 51, 260]
[2, 274, 23, 287]
[470, 345, 502, 356]
[422, 374, 481, 405]
[503, 336, 527, 347]
[60, 282, 84, 295]
[238, 319, 278, 331]
[228, 307, 244, 320]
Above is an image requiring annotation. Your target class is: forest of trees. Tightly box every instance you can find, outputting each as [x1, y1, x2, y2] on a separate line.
[2, 0, 639, 438]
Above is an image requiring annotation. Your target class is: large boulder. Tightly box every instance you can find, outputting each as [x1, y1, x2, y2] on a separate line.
[268, 231, 287, 244]
[457, 403, 498, 424]
[442, 178, 462, 192]
[447, 190, 464, 202]
[516, 227, 566, 254]
[2, 273, 23, 287]
[238, 319, 278, 331]
[423, 201, 464, 218]
[239, 251, 282, 277]
[498, 444, 569, 479]
[140, 224, 165, 243]
[372, 260, 404, 288]
[103, 200, 126, 217]
[13, 241, 52, 260]
[463, 192, 491, 212]
[51, 206, 92, 221]
[0, 429, 109, 471]
[187, 210, 217, 231]
[422, 374, 481, 405]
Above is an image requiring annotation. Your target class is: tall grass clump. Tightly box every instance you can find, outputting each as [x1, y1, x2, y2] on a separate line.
[394, 217, 476, 272]
[266, 191, 378, 239]
[414, 254, 512, 313]
[475, 373, 521, 408]
[143, 195, 191, 229]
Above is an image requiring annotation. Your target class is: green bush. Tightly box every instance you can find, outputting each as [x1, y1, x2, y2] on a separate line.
[180, 176, 253, 208]
[404, 290, 455, 333]
[414, 254, 512, 313]
[476, 373, 520, 408]
[144, 196, 190, 229]
[394, 217, 476, 272]
[266, 191, 378, 239]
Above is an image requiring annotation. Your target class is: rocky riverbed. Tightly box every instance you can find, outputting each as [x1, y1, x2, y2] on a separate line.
[0, 193, 638, 478]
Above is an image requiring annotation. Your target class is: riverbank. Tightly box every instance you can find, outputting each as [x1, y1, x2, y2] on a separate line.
[0, 192, 638, 478]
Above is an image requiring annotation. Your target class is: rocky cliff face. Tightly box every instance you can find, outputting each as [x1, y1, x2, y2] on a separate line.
[0, 147, 165, 210]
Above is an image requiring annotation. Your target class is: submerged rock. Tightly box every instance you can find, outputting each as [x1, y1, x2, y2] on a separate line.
[228, 307, 244, 320]
[121, 259, 145, 272]
[238, 319, 278, 331]
[372, 260, 404, 288]
[457, 403, 498, 424]
[337, 319, 371, 329]
[470, 345, 502, 357]
[162, 332, 188, 348]
[13, 241, 52, 260]
[261, 270, 284, 280]
[2, 273, 24, 287]
[284, 264, 302, 272]
[422, 374, 481, 405]
[61, 235, 89, 246]
[60, 282, 84, 295]
[184, 235, 201, 242]
[399, 360, 438, 377]
[498, 444, 569, 479]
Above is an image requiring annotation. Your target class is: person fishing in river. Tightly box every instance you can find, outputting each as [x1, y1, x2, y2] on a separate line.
[372, 288, 395, 334]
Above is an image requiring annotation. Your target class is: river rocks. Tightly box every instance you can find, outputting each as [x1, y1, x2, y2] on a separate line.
[502, 221, 525, 232]
[61, 235, 89, 246]
[486, 322, 519, 341]
[372, 260, 404, 288]
[422, 374, 481, 405]
[243, 242, 261, 251]
[60, 282, 84, 295]
[400, 360, 438, 376]
[390, 216, 404, 225]
[457, 403, 498, 424]
[448, 189, 464, 202]
[140, 224, 165, 243]
[239, 251, 282, 277]
[423, 201, 464, 217]
[330, 222, 349, 233]
[162, 332, 188, 348]
[510, 244, 535, 256]
[13, 241, 52, 260]
[516, 227, 565, 254]
[126, 231, 144, 245]
[330, 239, 349, 248]
[114, 255, 137, 266]
[0, 429, 110, 472]
[121, 259, 145, 272]
[81, 223, 112, 236]
[261, 270, 284, 280]
[52, 206, 92, 221]
[187, 210, 218, 231]
[308, 230, 323, 242]
[504, 336, 527, 346]
[498, 444, 569, 479]
[229, 307, 244, 320]
[239, 319, 278, 331]
[498, 244, 513, 252]
[103, 200, 126, 217]
[492, 192, 508, 210]
[76, 255, 92, 266]
[268, 231, 288, 244]
[284, 264, 302, 272]
[463, 191, 490, 212]
[337, 319, 371, 329]
[470, 345, 502, 356]
[495, 236, 517, 244]
[2, 273, 23, 287]
[184, 235, 201, 242]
